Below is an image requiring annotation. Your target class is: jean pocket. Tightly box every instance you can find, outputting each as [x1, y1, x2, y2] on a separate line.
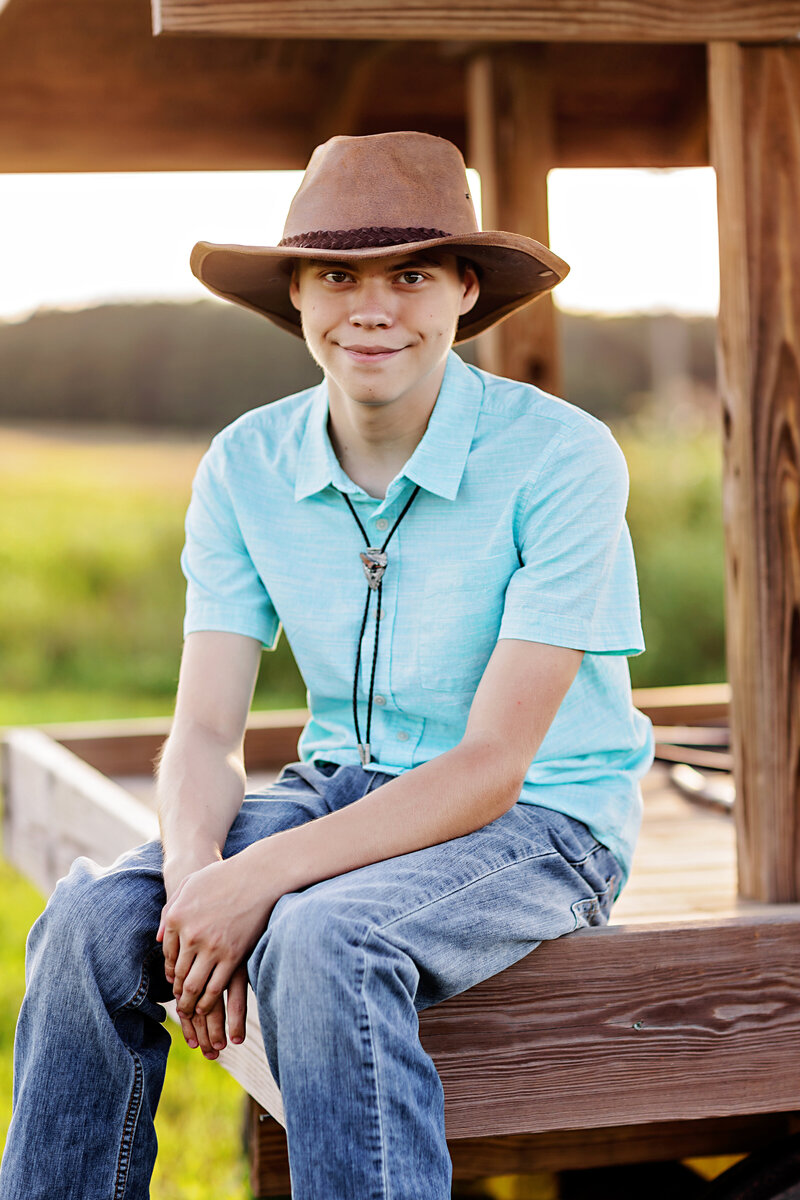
[570, 871, 619, 930]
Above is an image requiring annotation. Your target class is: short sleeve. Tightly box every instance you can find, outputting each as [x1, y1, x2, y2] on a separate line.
[181, 438, 281, 648]
[498, 424, 645, 656]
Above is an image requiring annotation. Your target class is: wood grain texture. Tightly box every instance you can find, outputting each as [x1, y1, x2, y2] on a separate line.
[154, 0, 800, 44]
[422, 915, 800, 1137]
[0, 729, 158, 896]
[652, 744, 733, 770]
[46, 687, 727, 776]
[214, 913, 800, 1139]
[247, 1101, 800, 1194]
[709, 43, 800, 902]
[48, 708, 308, 775]
[630, 682, 730, 726]
[0, 0, 708, 172]
[6, 729, 800, 1152]
[467, 49, 561, 392]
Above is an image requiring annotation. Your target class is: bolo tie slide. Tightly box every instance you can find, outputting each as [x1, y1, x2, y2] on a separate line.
[340, 486, 421, 766]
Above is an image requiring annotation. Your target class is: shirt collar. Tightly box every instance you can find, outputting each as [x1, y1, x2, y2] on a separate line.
[294, 350, 483, 503]
[294, 381, 355, 501]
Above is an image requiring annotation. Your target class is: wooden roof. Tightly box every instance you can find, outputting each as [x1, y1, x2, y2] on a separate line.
[0, 0, 708, 171]
[154, 0, 800, 43]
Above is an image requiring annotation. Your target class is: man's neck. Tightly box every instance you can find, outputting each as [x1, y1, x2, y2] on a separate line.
[326, 362, 446, 499]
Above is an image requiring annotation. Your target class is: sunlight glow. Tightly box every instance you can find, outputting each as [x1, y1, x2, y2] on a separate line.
[0, 167, 718, 322]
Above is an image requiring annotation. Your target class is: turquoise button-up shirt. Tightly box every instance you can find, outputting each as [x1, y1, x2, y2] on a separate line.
[182, 350, 654, 886]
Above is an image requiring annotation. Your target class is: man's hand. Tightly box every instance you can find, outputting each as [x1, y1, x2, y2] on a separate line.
[156, 851, 287, 1056]
[161, 853, 236, 1058]
[156, 631, 264, 1057]
[172, 963, 248, 1059]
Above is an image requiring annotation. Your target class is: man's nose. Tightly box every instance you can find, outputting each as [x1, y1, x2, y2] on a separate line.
[348, 280, 394, 327]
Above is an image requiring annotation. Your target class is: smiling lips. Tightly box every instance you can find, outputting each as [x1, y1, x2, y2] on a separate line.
[339, 344, 405, 362]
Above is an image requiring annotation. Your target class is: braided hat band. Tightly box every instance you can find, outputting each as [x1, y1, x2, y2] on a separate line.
[279, 226, 450, 251]
[190, 131, 569, 343]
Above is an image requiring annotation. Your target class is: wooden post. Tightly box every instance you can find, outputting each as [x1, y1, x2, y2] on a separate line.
[708, 42, 800, 901]
[466, 48, 562, 394]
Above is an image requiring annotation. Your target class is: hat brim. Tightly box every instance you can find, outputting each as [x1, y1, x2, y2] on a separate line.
[190, 232, 569, 343]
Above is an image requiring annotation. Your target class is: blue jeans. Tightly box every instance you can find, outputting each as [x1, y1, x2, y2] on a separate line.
[1, 761, 621, 1200]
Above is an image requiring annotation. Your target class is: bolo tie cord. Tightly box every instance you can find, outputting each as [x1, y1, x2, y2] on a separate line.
[340, 485, 421, 766]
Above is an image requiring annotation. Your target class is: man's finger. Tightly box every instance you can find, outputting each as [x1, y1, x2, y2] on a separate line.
[190, 1010, 217, 1059]
[193, 961, 232, 1018]
[177, 1009, 199, 1050]
[226, 967, 248, 1045]
[172, 943, 199, 1005]
[160, 926, 180, 984]
[176, 953, 222, 1017]
[205, 997, 227, 1052]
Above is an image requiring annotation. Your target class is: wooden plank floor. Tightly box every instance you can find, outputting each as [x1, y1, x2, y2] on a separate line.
[115, 760, 760, 926]
[612, 762, 740, 924]
[10, 728, 800, 1142]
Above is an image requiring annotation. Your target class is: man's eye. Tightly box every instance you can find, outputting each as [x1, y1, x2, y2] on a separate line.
[398, 272, 425, 284]
[323, 271, 351, 283]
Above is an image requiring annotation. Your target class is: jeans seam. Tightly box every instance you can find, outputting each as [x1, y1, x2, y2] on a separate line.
[110, 955, 152, 1197]
[375, 847, 565, 932]
[559, 840, 611, 869]
[113, 1049, 144, 1200]
[123, 969, 150, 1011]
[356, 931, 389, 1200]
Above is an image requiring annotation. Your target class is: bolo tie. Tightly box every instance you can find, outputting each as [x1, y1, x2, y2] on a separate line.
[339, 484, 421, 766]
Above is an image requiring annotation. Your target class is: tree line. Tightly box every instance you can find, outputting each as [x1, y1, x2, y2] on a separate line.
[0, 300, 716, 429]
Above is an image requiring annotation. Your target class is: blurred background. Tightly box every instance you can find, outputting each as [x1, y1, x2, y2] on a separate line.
[0, 162, 724, 1199]
[0, 164, 723, 726]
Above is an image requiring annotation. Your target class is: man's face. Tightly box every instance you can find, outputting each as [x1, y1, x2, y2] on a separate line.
[288, 251, 479, 409]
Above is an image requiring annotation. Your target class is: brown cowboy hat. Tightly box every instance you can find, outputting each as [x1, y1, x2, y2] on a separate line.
[190, 131, 569, 343]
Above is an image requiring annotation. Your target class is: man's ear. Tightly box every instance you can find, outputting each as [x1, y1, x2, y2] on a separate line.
[288, 264, 302, 312]
[459, 265, 480, 318]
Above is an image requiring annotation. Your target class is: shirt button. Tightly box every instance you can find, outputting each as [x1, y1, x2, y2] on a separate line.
[375, 518, 389, 531]
[396, 730, 409, 742]
[374, 694, 387, 706]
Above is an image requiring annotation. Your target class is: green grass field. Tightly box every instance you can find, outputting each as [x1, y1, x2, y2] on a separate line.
[0, 417, 726, 725]
[0, 426, 268, 1197]
[0, 859, 253, 1199]
[0, 418, 726, 1196]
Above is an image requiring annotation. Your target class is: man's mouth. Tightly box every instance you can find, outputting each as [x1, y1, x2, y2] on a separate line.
[339, 344, 405, 362]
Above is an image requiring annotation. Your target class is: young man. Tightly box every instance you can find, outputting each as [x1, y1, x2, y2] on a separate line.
[1, 131, 654, 1200]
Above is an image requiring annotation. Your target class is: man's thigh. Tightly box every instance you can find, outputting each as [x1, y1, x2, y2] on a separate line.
[222, 760, 368, 857]
[265, 802, 621, 1011]
[36, 763, 337, 1001]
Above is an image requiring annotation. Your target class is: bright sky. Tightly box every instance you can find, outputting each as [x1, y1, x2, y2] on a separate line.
[0, 167, 718, 322]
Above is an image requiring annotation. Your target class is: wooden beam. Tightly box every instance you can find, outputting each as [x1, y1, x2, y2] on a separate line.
[44, 709, 309, 776]
[8, 724, 800, 1162]
[154, 0, 800, 43]
[709, 42, 800, 903]
[218, 911, 800, 1138]
[312, 41, 399, 144]
[0, 2, 709, 172]
[247, 1103, 800, 1195]
[0, 0, 315, 172]
[630, 682, 730, 726]
[0, 729, 158, 897]
[33, 686, 728, 777]
[467, 48, 561, 392]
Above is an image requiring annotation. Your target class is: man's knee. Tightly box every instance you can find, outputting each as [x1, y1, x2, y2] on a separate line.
[251, 890, 418, 1012]
[28, 845, 165, 985]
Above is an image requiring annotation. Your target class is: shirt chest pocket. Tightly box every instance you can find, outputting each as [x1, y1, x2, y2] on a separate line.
[418, 555, 511, 694]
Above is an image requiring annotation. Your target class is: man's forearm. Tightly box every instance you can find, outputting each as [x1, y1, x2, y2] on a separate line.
[236, 737, 522, 897]
[157, 721, 247, 880]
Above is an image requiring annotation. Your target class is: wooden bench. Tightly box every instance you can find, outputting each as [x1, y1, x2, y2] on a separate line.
[5, 685, 800, 1195]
